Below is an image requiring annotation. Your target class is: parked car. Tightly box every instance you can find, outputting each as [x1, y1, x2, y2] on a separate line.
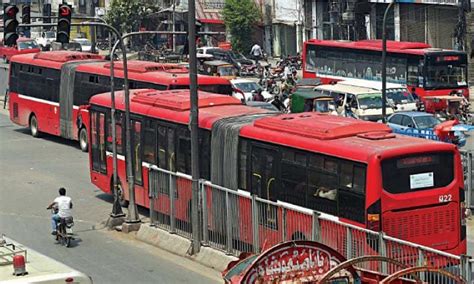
[197, 47, 252, 71]
[231, 79, 272, 102]
[72, 38, 94, 53]
[386, 111, 467, 146]
[35, 31, 56, 51]
[313, 83, 394, 121]
[0, 38, 41, 62]
[199, 60, 238, 80]
[337, 79, 418, 112]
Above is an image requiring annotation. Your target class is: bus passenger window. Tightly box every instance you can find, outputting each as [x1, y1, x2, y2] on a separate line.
[131, 120, 142, 185]
[238, 139, 248, 190]
[157, 125, 168, 170]
[177, 127, 191, 174]
[340, 162, 353, 188]
[143, 124, 156, 164]
[106, 112, 124, 155]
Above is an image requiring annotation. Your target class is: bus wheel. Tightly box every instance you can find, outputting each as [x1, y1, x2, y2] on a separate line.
[79, 127, 88, 152]
[29, 115, 40, 138]
[116, 181, 129, 208]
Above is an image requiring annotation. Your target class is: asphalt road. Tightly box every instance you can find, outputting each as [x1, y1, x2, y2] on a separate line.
[0, 110, 221, 284]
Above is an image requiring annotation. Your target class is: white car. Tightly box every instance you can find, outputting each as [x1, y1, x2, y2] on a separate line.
[72, 38, 93, 52]
[35, 31, 56, 51]
[231, 79, 272, 102]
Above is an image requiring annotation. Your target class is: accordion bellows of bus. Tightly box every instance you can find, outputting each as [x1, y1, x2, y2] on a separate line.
[87, 89, 466, 256]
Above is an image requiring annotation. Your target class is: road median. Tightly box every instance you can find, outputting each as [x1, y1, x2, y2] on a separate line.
[136, 224, 237, 272]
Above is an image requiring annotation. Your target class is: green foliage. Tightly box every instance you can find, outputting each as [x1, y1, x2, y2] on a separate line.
[105, 0, 160, 34]
[223, 0, 261, 53]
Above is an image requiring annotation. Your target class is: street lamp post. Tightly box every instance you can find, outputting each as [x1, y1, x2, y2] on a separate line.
[381, 1, 394, 124]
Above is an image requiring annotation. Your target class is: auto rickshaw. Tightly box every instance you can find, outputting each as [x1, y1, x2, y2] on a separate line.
[200, 60, 238, 80]
[290, 88, 336, 114]
[424, 95, 471, 123]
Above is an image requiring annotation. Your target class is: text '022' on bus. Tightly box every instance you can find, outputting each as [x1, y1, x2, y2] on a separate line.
[303, 40, 469, 99]
[8, 51, 233, 152]
[87, 89, 466, 255]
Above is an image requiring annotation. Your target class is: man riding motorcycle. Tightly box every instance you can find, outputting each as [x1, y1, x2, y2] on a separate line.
[47, 187, 73, 235]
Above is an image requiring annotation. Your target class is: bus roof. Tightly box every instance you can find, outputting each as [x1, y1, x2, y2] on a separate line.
[336, 78, 407, 91]
[305, 39, 465, 56]
[314, 84, 382, 95]
[76, 60, 231, 86]
[240, 112, 456, 163]
[90, 89, 455, 164]
[10, 51, 104, 69]
[90, 89, 267, 129]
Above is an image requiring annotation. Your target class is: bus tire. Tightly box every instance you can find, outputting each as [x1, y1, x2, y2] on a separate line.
[29, 114, 40, 138]
[78, 127, 88, 152]
[116, 181, 129, 208]
[291, 231, 307, 241]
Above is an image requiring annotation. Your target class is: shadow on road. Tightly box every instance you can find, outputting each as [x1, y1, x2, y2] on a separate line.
[94, 193, 150, 218]
[13, 128, 82, 151]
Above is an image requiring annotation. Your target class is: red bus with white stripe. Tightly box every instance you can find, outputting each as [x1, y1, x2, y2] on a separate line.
[302, 40, 469, 101]
[8, 51, 232, 151]
[87, 89, 466, 256]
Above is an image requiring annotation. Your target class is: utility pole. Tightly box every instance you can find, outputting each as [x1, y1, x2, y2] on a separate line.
[382, 1, 394, 124]
[43, 0, 51, 25]
[172, 0, 176, 51]
[454, 0, 468, 51]
[188, 0, 201, 255]
[89, 0, 97, 53]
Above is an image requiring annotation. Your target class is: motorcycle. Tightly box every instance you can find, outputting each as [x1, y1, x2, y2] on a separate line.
[50, 208, 75, 248]
[240, 62, 264, 77]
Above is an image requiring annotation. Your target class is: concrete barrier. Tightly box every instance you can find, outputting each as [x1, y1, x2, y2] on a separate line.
[136, 224, 238, 272]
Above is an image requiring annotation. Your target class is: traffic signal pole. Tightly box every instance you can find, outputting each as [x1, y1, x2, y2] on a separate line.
[188, 0, 201, 255]
[20, 21, 127, 222]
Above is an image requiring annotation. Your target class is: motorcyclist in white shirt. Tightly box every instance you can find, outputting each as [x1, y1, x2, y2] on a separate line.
[47, 187, 73, 235]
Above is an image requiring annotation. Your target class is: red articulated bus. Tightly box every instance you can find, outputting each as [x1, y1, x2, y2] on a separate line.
[302, 40, 469, 102]
[8, 51, 232, 152]
[88, 89, 466, 256]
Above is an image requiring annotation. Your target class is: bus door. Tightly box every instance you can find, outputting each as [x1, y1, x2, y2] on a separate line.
[251, 145, 280, 236]
[90, 110, 107, 174]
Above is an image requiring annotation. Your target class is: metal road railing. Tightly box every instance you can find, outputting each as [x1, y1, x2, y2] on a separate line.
[460, 150, 473, 209]
[147, 166, 473, 282]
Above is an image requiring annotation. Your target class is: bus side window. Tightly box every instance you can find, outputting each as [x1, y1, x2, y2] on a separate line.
[176, 126, 191, 175]
[131, 119, 142, 185]
[238, 139, 248, 190]
[143, 120, 156, 164]
[106, 111, 124, 156]
[157, 125, 168, 170]
[280, 148, 307, 207]
[199, 130, 211, 180]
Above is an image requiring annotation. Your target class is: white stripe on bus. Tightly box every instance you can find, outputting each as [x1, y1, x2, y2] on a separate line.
[17, 94, 84, 110]
[18, 94, 60, 106]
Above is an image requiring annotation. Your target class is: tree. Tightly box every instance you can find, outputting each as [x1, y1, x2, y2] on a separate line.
[223, 0, 261, 53]
[105, 0, 160, 34]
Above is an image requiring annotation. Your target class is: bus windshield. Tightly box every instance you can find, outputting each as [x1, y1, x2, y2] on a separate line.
[425, 64, 467, 89]
[381, 152, 454, 194]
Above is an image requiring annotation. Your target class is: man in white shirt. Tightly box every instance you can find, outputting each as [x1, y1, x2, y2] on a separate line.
[250, 43, 263, 64]
[47, 187, 73, 235]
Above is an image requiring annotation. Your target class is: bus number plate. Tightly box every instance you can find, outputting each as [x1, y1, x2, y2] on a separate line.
[439, 194, 452, 203]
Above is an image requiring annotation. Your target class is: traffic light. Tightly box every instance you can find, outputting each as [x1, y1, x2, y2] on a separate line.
[3, 5, 19, 46]
[56, 3, 72, 44]
[22, 5, 30, 24]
